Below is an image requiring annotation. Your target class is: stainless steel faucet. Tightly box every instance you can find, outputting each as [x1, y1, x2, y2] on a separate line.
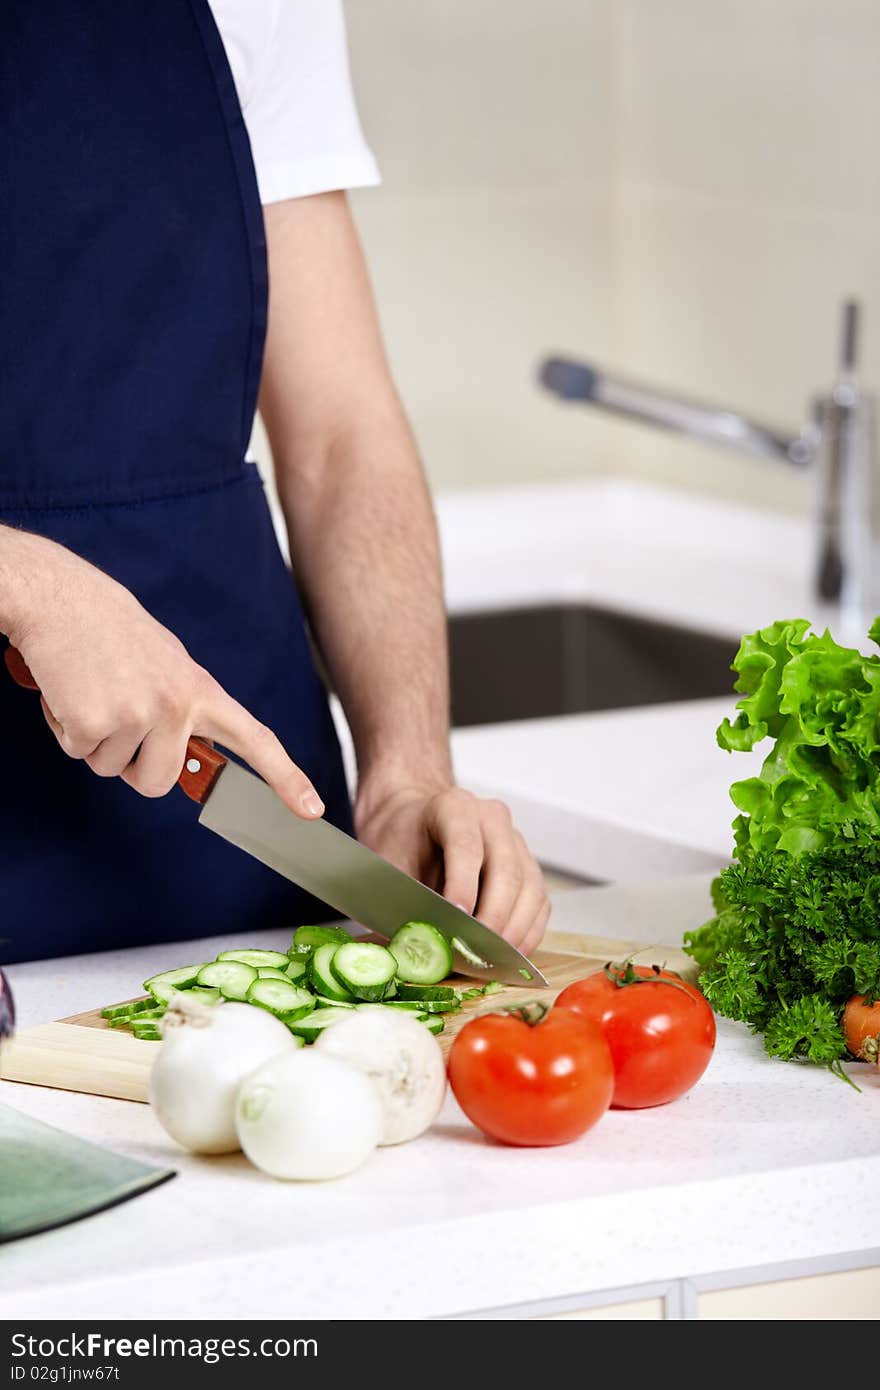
[539, 302, 879, 620]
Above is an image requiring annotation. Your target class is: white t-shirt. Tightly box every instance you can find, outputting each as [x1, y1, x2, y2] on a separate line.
[207, 0, 380, 205]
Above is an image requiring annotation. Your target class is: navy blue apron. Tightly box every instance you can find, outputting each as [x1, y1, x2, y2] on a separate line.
[0, 0, 352, 963]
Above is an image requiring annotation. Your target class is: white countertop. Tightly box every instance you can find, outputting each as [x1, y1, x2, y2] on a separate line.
[3, 893, 879, 1321]
[450, 697, 762, 881]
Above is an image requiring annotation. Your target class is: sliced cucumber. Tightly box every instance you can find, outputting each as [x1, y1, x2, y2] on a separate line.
[315, 995, 356, 1009]
[143, 965, 205, 1005]
[284, 958, 307, 982]
[482, 981, 504, 996]
[415, 996, 461, 1014]
[388, 921, 453, 985]
[289, 924, 351, 957]
[101, 997, 155, 1021]
[384, 1000, 429, 1012]
[287, 1007, 353, 1042]
[196, 960, 257, 1001]
[184, 986, 221, 1004]
[396, 982, 458, 1003]
[331, 942, 398, 1001]
[257, 967, 293, 982]
[114, 1006, 163, 1028]
[246, 978, 315, 1020]
[217, 948, 290, 970]
[307, 943, 355, 1002]
[423, 1015, 445, 1035]
[131, 1020, 163, 1041]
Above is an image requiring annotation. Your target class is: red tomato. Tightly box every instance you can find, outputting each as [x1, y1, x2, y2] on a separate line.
[555, 963, 716, 1109]
[447, 1004, 614, 1147]
[843, 994, 880, 1066]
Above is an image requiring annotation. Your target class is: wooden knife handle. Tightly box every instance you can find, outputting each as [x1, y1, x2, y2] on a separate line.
[4, 645, 227, 805]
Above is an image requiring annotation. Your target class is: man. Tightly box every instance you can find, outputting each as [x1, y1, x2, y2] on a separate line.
[0, 0, 549, 964]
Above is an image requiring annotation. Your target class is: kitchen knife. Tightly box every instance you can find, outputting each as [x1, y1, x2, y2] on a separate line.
[5, 648, 547, 986]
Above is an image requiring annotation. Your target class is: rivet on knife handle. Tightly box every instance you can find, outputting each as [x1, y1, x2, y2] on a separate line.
[177, 738, 228, 804]
[4, 644, 228, 804]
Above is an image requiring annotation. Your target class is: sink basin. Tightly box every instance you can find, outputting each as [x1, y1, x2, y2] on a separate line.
[448, 603, 736, 727]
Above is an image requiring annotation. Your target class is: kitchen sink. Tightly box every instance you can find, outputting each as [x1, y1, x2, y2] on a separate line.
[448, 603, 736, 727]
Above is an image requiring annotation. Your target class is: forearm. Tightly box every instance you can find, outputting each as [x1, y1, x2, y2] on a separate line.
[0, 525, 58, 643]
[276, 406, 453, 809]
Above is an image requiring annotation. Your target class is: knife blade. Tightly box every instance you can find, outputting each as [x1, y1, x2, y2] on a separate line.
[5, 647, 547, 987]
[191, 754, 547, 986]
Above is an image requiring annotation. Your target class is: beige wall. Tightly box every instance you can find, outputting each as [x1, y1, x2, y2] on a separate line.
[257, 3, 880, 513]
[342, 0, 618, 492]
[611, 1, 880, 513]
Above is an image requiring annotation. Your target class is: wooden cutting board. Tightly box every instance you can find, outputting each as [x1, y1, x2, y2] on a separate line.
[0, 931, 696, 1103]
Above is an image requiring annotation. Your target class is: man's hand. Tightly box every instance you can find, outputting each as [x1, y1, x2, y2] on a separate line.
[355, 780, 551, 956]
[1, 528, 324, 818]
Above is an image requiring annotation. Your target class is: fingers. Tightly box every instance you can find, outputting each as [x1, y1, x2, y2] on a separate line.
[199, 686, 324, 819]
[431, 792, 484, 915]
[520, 898, 552, 958]
[431, 792, 549, 949]
[86, 728, 145, 779]
[473, 801, 524, 936]
[120, 724, 190, 798]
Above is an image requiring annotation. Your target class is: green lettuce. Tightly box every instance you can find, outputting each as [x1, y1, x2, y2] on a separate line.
[717, 617, 880, 855]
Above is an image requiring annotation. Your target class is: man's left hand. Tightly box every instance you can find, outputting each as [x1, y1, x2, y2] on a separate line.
[355, 783, 551, 957]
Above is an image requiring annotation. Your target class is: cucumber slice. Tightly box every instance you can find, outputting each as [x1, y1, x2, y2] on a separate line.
[415, 997, 461, 1014]
[396, 982, 458, 1002]
[285, 958, 307, 982]
[307, 943, 355, 1002]
[115, 1006, 165, 1024]
[287, 1007, 353, 1042]
[184, 986, 221, 1004]
[257, 967, 293, 982]
[216, 948, 290, 970]
[331, 942, 398, 1001]
[289, 924, 351, 957]
[384, 1000, 429, 1012]
[196, 960, 257, 1001]
[423, 1015, 445, 1035]
[131, 1020, 163, 1041]
[246, 979, 315, 1020]
[482, 981, 504, 996]
[388, 921, 453, 985]
[315, 996, 357, 1009]
[101, 997, 154, 1020]
[143, 965, 205, 1005]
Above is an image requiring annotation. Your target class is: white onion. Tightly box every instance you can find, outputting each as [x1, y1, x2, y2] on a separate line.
[149, 995, 295, 1154]
[235, 1049, 382, 1180]
[315, 1007, 446, 1145]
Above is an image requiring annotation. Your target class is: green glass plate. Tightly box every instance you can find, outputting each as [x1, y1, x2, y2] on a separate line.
[0, 1103, 175, 1243]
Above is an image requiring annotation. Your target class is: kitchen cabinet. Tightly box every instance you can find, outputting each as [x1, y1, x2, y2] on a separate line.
[539, 1298, 664, 1320]
[698, 1265, 880, 1320]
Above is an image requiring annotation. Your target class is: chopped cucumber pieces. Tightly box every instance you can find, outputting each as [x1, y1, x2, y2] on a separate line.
[217, 948, 290, 970]
[331, 942, 398, 1002]
[289, 924, 351, 957]
[388, 921, 453, 985]
[196, 960, 257, 1001]
[143, 965, 205, 1004]
[246, 978, 314, 1021]
[110, 921, 502, 1047]
[101, 997, 155, 1020]
[307, 942, 356, 1002]
[287, 1007, 354, 1042]
[396, 982, 458, 1002]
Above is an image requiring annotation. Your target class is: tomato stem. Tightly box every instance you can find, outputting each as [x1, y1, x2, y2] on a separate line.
[603, 959, 696, 1001]
[493, 1000, 550, 1027]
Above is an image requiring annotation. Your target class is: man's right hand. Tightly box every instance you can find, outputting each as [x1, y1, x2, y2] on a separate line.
[0, 528, 324, 817]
